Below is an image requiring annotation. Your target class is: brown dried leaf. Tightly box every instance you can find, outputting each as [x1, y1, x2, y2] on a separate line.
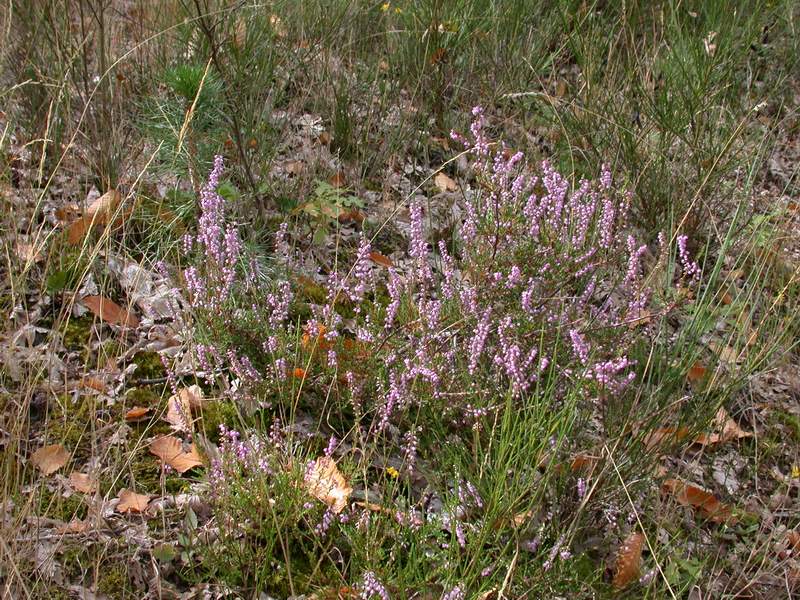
[85, 189, 121, 220]
[368, 251, 393, 268]
[434, 171, 458, 193]
[149, 436, 204, 473]
[116, 488, 153, 513]
[661, 478, 734, 523]
[15, 241, 44, 263]
[687, 361, 708, 383]
[165, 385, 203, 433]
[304, 456, 352, 514]
[68, 471, 97, 494]
[693, 407, 753, 447]
[31, 444, 69, 475]
[125, 406, 151, 422]
[643, 427, 690, 451]
[613, 532, 645, 589]
[82, 295, 139, 328]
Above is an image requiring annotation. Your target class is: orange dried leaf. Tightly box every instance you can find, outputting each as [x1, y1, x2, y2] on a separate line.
[31, 444, 69, 475]
[125, 406, 151, 421]
[338, 209, 365, 225]
[116, 488, 152, 513]
[292, 367, 307, 379]
[80, 376, 108, 393]
[68, 471, 97, 494]
[661, 478, 733, 523]
[149, 436, 204, 473]
[82, 295, 139, 328]
[613, 532, 645, 589]
[304, 456, 352, 514]
[434, 171, 458, 193]
[368, 251, 393, 267]
[687, 362, 707, 383]
[85, 189, 121, 220]
[570, 453, 600, 472]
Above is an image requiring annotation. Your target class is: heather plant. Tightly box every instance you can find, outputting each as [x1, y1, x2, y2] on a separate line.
[176, 108, 720, 595]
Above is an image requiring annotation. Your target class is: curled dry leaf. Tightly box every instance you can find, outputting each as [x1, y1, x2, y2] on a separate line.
[116, 488, 153, 514]
[304, 456, 352, 514]
[30, 444, 69, 475]
[613, 532, 645, 589]
[149, 436, 204, 474]
[165, 385, 203, 433]
[82, 295, 139, 328]
[661, 478, 733, 523]
[66, 190, 125, 244]
[68, 471, 97, 494]
[434, 171, 458, 193]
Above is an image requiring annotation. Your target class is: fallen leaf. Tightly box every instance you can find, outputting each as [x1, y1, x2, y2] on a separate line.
[149, 436, 204, 473]
[368, 251, 393, 267]
[355, 500, 394, 516]
[570, 453, 600, 472]
[642, 427, 690, 451]
[80, 376, 108, 393]
[613, 532, 645, 589]
[337, 209, 365, 225]
[302, 323, 330, 352]
[787, 530, 800, 552]
[165, 386, 203, 433]
[709, 341, 739, 364]
[304, 456, 352, 514]
[292, 367, 307, 379]
[687, 361, 707, 383]
[85, 189, 121, 219]
[82, 295, 139, 328]
[56, 519, 91, 534]
[284, 160, 304, 176]
[693, 407, 753, 447]
[30, 444, 69, 475]
[68, 471, 97, 494]
[429, 47, 447, 65]
[329, 172, 346, 188]
[15, 241, 44, 263]
[116, 488, 153, 513]
[66, 190, 124, 244]
[434, 171, 458, 193]
[661, 478, 733, 523]
[125, 406, 151, 421]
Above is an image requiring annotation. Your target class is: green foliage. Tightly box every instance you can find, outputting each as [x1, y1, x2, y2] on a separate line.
[296, 181, 364, 245]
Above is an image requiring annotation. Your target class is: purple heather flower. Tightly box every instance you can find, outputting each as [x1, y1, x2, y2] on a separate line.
[360, 571, 390, 600]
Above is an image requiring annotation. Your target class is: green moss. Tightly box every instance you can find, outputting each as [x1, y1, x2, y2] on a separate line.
[37, 486, 87, 522]
[61, 316, 95, 352]
[46, 393, 94, 460]
[131, 351, 167, 380]
[124, 386, 161, 407]
[97, 563, 134, 597]
[199, 399, 241, 442]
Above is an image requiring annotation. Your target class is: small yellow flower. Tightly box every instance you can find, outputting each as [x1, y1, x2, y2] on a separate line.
[381, 2, 390, 11]
[791, 464, 800, 479]
[386, 466, 399, 479]
[394, 6, 403, 13]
